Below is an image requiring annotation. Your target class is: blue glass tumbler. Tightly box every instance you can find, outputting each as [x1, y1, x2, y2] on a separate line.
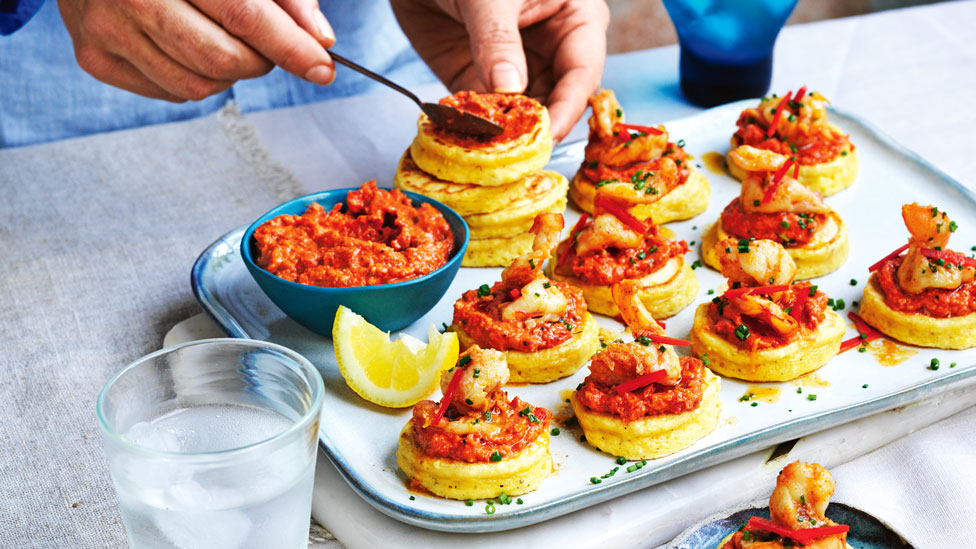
[663, 0, 799, 107]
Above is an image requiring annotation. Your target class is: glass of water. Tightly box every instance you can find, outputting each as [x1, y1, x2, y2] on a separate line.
[97, 338, 324, 549]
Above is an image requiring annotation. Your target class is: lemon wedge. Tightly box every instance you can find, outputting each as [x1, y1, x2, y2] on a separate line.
[333, 305, 459, 408]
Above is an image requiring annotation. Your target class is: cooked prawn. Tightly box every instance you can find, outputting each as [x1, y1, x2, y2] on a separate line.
[501, 213, 568, 322]
[730, 146, 829, 215]
[589, 158, 682, 205]
[587, 280, 681, 385]
[755, 91, 833, 141]
[574, 213, 643, 257]
[715, 238, 797, 287]
[584, 89, 669, 167]
[896, 203, 975, 294]
[769, 461, 834, 529]
[441, 345, 509, 415]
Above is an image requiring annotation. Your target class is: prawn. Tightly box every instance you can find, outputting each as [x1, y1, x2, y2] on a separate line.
[896, 203, 975, 293]
[501, 213, 569, 322]
[584, 89, 669, 167]
[441, 345, 509, 415]
[715, 239, 798, 336]
[587, 280, 681, 386]
[729, 146, 829, 215]
[768, 461, 847, 549]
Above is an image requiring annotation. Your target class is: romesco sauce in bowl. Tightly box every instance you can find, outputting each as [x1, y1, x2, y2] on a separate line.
[241, 181, 468, 335]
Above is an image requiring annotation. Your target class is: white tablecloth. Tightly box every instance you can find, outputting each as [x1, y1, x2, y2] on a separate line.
[233, 2, 975, 546]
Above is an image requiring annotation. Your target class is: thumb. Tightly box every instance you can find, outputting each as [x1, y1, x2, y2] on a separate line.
[277, 0, 336, 48]
[458, 1, 527, 93]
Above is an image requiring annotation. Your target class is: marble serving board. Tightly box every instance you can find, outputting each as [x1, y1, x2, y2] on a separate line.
[192, 100, 976, 532]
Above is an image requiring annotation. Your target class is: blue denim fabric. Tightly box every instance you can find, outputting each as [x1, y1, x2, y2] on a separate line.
[0, 0, 436, 148]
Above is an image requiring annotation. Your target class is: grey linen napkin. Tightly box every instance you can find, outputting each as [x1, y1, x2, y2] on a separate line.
[0, 103, 307, 546]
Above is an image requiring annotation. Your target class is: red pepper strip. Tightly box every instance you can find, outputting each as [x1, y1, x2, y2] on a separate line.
[868, 243, 910, 272]
[920, 247, 976, 268]
[557, 213, 589, 269]
[613, 122, 664, 136]
[839, 332, 882, 354]
[794, 85, 807, 103]
[766, 91, 793, 137]
[644, 334, 692, 347]
[595, 196, 647, 234]
[791, 286, 808, 321]
[848, 312, 882, 338]
[792, 161, 800, 178]
[509, 288, 521, 299]
[656, 319, 667, 330]
[746, 516, 849, 542]
[723, 284, 792, 300]
[762, 159, 794, 203]
[614, 369, 668, 395]
[430, 368, 465, 427]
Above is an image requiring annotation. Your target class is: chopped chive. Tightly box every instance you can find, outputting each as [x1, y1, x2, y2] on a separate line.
[807, 394, 817, 401]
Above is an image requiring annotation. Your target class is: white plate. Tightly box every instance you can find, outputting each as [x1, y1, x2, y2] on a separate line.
[192, 100, 976, 532]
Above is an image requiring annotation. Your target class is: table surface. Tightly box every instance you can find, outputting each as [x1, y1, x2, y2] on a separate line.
[3, 1, 975, 547]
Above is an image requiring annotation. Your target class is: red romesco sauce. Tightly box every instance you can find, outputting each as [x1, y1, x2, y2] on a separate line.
[252, 181, 454, 287]
[576, 356, 706, 421]
[409, 394, 551, 463]
[582, 143, 691, 186]
[557, 225, 690, 286]
[876, 257, 976, 317]
[453, 280, 586, 352]
[720, 199, 826, 248]
[732, 108, 853, 165]
[426, 91, 542, 148]
[707, 282, 828, 350]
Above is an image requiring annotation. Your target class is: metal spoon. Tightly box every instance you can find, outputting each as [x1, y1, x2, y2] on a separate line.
[328, 51, 504, 138]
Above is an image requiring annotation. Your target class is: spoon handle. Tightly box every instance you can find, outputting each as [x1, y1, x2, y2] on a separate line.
[329, 51, 423, 108]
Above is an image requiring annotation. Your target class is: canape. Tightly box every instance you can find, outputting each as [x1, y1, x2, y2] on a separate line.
[451, 213, 601, 383]
[547, 186, 698, 318]
[397, 346, 553, 500]
[691, 238, 845, 382]
[728, 87, 858, 196]
[858, 203, 976, 349]
[569, 89, 710, 224]
[702, 146, 849, 280]
[571, 280, 721, 460]
[719, 461, 852, 548]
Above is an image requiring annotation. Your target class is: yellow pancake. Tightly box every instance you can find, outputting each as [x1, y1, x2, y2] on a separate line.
[393, 150, 526, 216]
[453, 312, 601, 383]
[701, 211, 849, 280]
[545, 256, 698, 319]
[689, 304, 846, 382]
[466, 172, 568, 239]
[463, 233, 534, 267]
[410, 106, 552, 186]
[396, 425, 552, 500]
[858, 275, 976, 349]
[571, 369, 721, 460]
[568, 166, 711, 224]
[727, 130, 858, 197]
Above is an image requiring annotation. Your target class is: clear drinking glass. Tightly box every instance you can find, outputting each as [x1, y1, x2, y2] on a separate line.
[663, 0, 799, 107]
[97, 338, 324, 549]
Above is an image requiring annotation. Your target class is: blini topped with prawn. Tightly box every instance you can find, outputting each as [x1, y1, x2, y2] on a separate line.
[571, 280, 721, 460]
[451, 213, 601, 383]
[858, 203, 976, 349]
[702, 145, 849, 280]
[691, 239, 845, 382]
[397, 346, 553, 500]
[568, 89, 710, 224]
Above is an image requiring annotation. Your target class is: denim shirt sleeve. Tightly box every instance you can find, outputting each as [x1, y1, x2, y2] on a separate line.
[0, 0, 45, 35]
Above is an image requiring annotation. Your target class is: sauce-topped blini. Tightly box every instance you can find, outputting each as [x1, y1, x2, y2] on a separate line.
[252, 181, 454, 287]
[571, 280, 721, 460]
[568, 89, 710, 224]
[546, 185, 698, 319]
[728, 87, 858, 196]
[396, 346, 553, 500]
[451, 213, 600, 382]
[702, 146, 849, 280]
[858, 203, 976, 349]
[690, 239, 845, 382]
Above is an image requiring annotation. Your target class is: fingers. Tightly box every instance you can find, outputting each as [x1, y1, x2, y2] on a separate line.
[456, 0, 528, 93]
[76, 48, 188, 102]
[194, 0, 335, 85]
[276, 0, 336, 48]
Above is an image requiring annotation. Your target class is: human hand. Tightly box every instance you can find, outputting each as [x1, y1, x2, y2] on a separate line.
[57, 0, 338, 102]
[391, 0, 609, 142]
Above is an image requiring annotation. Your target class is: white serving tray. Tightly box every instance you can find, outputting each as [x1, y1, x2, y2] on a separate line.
[192, 100, 976, 532]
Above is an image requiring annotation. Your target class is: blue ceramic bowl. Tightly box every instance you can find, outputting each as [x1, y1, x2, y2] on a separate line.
[241, 188, 468, 336]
